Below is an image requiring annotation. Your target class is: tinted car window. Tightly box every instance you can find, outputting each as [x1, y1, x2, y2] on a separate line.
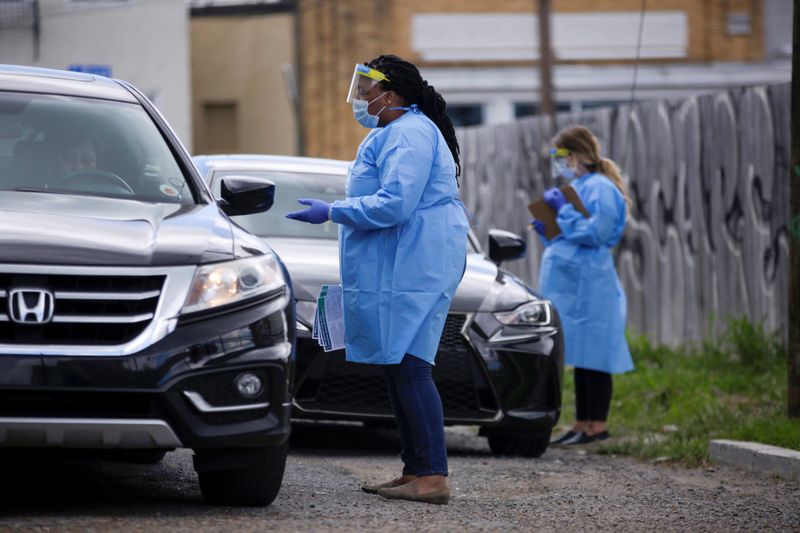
[0, 92, 193, 203]
[212, 170, 344, 240]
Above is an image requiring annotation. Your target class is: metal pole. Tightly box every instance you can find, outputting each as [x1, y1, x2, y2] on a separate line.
[292, 0, 305, 156]
[32, 0, 40, 61]
[537, 0, 555, 125]
[788, 0, 800, 417]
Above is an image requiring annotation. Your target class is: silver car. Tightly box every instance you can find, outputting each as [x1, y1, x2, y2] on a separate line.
[194, 154, 564, 457]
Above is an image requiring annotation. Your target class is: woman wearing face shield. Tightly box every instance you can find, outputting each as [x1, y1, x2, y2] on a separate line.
[531, 125, 634, 445]
[286, 55, 469, 504]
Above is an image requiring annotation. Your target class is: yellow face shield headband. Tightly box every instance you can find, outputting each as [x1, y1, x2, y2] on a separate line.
[346, 64, 390, 104]
[549, 147, 570, 158]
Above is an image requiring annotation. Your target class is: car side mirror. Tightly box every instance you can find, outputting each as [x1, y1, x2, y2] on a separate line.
[218, 176, 275, 216]
[488, 229, 527, 265]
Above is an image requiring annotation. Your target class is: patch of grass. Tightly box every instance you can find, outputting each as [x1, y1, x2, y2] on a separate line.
[559, 317, 797, 466]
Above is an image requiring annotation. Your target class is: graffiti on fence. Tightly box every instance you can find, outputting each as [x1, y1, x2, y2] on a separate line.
[458, 83, 791, 345]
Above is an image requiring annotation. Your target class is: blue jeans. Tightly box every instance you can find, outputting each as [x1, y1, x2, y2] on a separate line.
[382, 354, 448, 477]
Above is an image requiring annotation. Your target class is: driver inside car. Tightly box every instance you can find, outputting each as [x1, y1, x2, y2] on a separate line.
[46, 135, 134, 196]
[54, 137, 97, 175]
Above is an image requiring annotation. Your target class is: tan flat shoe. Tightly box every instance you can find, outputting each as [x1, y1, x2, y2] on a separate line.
[361, 478, 409, 494]
[377, 480, 450, 505]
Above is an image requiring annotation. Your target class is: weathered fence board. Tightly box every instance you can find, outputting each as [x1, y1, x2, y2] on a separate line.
[458, 83, 791, 345]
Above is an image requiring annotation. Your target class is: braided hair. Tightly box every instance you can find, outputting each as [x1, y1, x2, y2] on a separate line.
[366, 54, 461, 179]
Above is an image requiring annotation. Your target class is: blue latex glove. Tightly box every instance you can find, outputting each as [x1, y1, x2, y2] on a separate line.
[531, 219, 547, 236]
[543, 187, 567, 212]
[286, 198, 331, 224]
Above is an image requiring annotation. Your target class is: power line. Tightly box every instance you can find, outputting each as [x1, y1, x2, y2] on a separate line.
[620, 0, 648, 191]
[629, 0, 648, 107]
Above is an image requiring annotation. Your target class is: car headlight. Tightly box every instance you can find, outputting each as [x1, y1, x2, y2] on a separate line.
[494, 300, 552, 327]
[181, 254, 286, 314]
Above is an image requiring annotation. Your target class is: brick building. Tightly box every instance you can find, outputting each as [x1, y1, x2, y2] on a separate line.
[297, 0, 791, 160]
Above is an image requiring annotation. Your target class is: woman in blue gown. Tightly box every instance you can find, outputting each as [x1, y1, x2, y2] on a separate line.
[287, 55, 468, 504]
[531, 125, 634, 445]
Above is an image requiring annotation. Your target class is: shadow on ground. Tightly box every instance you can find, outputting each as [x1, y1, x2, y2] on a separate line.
[290, 422, 491, 457]
[0, 423, 489, 516]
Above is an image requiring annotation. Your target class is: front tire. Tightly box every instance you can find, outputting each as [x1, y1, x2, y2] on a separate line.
[197, 442, 288, 506]
[487, 428, 552, 458]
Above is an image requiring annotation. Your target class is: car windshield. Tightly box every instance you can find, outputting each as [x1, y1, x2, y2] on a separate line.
[211, 169, 344, 240]
[0, 92, 194, 203]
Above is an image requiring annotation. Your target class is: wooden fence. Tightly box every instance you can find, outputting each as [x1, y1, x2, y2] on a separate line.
[458, 83, 791, 345]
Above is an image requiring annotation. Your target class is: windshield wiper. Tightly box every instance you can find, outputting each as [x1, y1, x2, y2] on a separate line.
[10, 186, 51, 193]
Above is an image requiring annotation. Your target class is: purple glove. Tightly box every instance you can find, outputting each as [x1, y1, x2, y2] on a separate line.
[286, 198, 331, 224]
[531, 219, 547, 236]
[543, 188, 567, 212]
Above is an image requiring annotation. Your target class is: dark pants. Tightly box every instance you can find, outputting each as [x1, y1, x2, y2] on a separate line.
[382, 354, 448, 477]
[574, 367, 613, 422]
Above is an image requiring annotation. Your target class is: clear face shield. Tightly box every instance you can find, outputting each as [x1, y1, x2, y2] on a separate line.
[549, 147, 572, 184]
[346, 64, 390, 103]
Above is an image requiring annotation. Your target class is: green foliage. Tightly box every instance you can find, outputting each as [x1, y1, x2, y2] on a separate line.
[559, 317, 795, 466]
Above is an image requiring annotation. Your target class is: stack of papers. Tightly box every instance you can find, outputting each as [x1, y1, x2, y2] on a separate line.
[312, 284, 345, 352]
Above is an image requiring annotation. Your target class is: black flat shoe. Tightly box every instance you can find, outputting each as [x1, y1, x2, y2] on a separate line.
[562, 431, 596, 445]
[550, 430, 577, 445]
[563, 431, 611, 445]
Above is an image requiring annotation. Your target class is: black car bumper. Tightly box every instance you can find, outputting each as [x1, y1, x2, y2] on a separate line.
[0, 294, 295, 451]
[292, 312, 562, 434]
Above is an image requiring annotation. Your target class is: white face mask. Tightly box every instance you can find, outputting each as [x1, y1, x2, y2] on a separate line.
[553, 158, 578, 182]
[352, 92, 387, 128]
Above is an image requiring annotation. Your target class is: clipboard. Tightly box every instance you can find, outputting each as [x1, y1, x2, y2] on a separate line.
[528, 185, 589, 240]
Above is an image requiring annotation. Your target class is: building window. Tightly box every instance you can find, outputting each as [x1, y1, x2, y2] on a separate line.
[447, 104, 483, 127]
[579, 100, 623, 111]
[514, 102, 571, 118]
[726, 12, 752, 35]
[203, 102, 239, 154]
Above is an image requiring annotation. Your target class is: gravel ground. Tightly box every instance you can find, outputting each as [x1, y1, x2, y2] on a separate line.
[0, 423, 797, 532]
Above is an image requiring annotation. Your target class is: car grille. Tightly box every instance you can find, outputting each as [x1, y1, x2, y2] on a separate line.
[295, 314, 499, 420]
[0, 273, 165, 345]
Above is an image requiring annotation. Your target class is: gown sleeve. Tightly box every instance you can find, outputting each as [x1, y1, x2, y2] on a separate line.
[330, 125, 434, 230]
[556, 179, 623, 248]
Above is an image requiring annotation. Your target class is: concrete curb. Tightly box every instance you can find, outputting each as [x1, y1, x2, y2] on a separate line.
[709, 439, 800, 481]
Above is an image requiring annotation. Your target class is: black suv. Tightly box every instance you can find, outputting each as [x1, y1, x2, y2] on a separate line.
[0, 66, 294, 506]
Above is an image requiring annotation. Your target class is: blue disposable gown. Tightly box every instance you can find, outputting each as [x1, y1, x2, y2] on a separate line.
[537, 172, 634, 374]
[330, 109, 469, 365]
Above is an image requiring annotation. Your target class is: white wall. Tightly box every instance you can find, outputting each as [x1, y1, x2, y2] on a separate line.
[0, 0, 192, 149]
[412, 11, 688, 62]
[763, 0, 793, 60]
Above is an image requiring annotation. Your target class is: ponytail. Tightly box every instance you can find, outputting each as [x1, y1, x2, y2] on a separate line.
[366, 55, 462, 180]
[598, 157, 632, 213]
[418, 81, 461, 178]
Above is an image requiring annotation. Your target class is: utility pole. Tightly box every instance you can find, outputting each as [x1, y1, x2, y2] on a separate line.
[789, 0, 799, 417]
[537, 0, 555, 126]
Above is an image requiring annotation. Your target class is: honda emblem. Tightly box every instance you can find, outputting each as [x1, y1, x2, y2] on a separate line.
[8, 289, 55, 324]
